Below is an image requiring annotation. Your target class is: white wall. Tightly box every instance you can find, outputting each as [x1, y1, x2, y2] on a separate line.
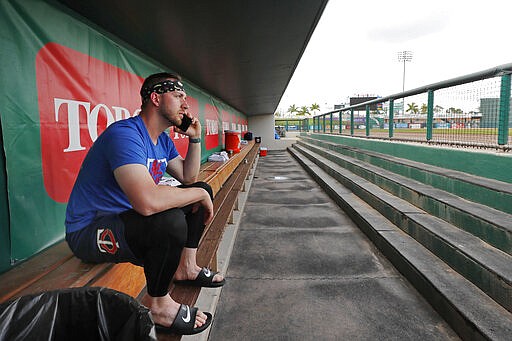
[248, 114, 274, 147]
[247, 114, 298, 150]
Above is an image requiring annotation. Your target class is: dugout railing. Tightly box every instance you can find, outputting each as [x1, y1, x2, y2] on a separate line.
[306, 63, 512, 151]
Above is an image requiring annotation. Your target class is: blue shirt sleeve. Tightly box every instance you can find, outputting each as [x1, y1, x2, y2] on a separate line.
[104, 122, 147, 171]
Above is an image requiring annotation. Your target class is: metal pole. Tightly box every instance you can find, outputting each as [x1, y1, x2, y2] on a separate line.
[398, 51, 413, 114]
[498, 74, 511, 145]
[350, 109, 354, 136]
[403, 59, 406, 94]
[389, 100, 394, 138]
[426, 90, 434, 141]
[366, 105, 370, 136]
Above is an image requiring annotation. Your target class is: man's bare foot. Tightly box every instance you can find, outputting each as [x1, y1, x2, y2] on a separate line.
[141, 293, 207, 329]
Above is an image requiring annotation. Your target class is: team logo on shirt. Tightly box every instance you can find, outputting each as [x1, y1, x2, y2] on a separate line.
[97, 228, 119, 254]
[147, 158, 167, 184]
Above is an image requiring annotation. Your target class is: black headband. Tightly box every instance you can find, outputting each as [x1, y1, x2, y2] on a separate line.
[140, 80, 185, 103]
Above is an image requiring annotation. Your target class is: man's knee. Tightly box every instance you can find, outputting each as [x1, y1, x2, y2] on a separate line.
[150, 209, 188, 247]
[183, 181, 213, 201]
[196, 181, 213, 200]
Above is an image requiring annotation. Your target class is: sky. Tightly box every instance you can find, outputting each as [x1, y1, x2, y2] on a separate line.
[276, 0, 511, 114]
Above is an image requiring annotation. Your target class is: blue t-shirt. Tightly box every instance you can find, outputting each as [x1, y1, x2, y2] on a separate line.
[65, 115, 180, 233]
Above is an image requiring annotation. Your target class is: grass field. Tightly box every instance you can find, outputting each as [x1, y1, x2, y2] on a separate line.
[338, 127, 512, 146]
[356, 128, 512, 136]
[304, 123, 512, 140]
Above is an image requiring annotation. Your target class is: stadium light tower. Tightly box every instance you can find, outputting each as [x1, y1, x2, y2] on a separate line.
[397, 50, 413, 113]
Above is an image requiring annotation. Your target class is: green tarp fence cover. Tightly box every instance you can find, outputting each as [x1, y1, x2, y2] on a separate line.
[0, 0, 247, 272]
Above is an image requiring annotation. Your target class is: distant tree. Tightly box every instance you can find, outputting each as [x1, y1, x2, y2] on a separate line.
[296, 105, 310, 116]
[420, 103, 428, 114]
[434, 105, 444, 114]
[287, 104, 298, 117]
[406, 102, 419, 115]
[310, 103, 320, 115]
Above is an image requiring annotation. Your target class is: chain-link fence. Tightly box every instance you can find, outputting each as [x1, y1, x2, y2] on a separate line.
[307, 64, 512, 151]
[431, 77, 504, 146]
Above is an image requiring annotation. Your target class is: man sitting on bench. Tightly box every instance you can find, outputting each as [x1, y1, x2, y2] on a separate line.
[65, 72, 225, 335]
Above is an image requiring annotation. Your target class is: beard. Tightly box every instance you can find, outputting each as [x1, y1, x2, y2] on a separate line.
[159, 109, 180, 127]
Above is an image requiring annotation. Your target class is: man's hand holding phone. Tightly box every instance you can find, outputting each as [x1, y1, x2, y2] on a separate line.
[176, 114, 202, 143]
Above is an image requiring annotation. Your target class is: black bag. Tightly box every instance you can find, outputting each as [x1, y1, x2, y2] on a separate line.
[243, 132, 253, 140]
[0, 287, 156, 341]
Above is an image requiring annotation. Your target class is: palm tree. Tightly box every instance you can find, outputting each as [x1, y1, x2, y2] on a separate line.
[420, 103, 428, 114]
[287, 104, 298, 117]
[310, 103, 320, 116]
[296, 105, 310, 116]
[406, 102, 419, 115]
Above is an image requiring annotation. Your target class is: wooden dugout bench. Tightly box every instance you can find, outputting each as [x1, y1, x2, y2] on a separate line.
[0, 141, 259, 339]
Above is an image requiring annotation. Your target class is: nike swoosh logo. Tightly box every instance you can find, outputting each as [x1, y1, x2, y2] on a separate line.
[204, 268, 212, 277]
[181, 305, 191, 323]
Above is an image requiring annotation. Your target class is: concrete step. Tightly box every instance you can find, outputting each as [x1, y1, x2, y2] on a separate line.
[290, 143, 512, 314]
[296, 138, 512, 256]
[300, 136, 512, 215]
[288, 146, 512, 340]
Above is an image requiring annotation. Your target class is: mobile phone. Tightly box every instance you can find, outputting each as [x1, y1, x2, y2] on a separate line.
[177, 114, 192, 132]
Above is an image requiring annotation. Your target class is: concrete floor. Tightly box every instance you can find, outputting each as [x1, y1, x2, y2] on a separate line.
[202, 150, 460, 340]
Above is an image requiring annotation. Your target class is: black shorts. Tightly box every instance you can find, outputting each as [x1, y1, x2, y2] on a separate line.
[66, 212, 140, 265]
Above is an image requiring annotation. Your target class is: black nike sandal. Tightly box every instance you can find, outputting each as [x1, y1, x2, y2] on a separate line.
[155, 304, 212, 335]
[173, 267, 226, 287]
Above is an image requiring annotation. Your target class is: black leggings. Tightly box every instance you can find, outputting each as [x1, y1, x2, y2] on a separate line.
[121, 181, 213, 297]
